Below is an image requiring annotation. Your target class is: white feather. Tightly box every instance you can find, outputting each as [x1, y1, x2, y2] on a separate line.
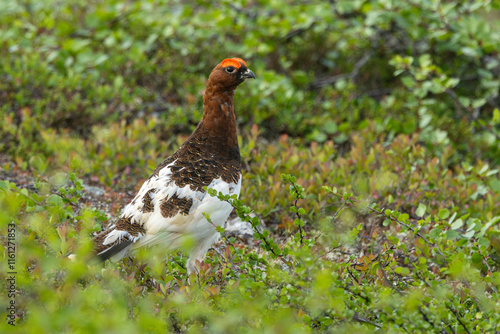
[101, 230, 142, 248]
[105, 161, 242, 274]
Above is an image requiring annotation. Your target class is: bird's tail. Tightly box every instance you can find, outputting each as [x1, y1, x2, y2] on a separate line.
[93, 227, 134, 262]
[92, 215, 146, 262]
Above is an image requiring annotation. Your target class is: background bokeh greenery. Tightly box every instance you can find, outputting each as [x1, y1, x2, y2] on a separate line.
[1, 0, 500, 332]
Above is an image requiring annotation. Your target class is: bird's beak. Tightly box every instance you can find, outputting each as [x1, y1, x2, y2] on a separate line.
[241, 68, 256, 79]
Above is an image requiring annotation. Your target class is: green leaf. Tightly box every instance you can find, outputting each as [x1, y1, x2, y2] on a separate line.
[438, 209, 450, 220]
[323, 121, 338, 134]
[419, 54, 432, 68]
[29, 155, 48, 174]
[47, 194, 63, 206]
[477, 237, 490, 248]
[399, 213, 409, 221]
[401, 76, 416, 88]
[395, 267, 410, 275]
[429, 227, 443, 239]
[478, 216, 500, 237]
[493, 108, 500, 124]
[415, 204, 426, 217]
[447, 212, 457, 225]
[450, 219, 463, 230]
[463, 230, 476, 239]
[471, 252, 483, 264]
[446, 229, 459, 239]
[489, 179, 500, 195]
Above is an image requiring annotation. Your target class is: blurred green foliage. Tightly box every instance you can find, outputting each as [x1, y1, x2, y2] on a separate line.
[2, 0, 499, 161]
[1, 0, 500, 332]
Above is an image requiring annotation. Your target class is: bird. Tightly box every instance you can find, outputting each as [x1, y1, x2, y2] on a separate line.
[92, 58, 255, 275]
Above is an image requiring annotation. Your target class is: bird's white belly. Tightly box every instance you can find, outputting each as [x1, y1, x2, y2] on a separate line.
[187, 175, 241, 239]
[132, 174, 241, 251]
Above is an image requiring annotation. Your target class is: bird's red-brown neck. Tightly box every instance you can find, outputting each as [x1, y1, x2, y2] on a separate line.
[180, 82, 240, 163]
[203, 86, 236, 132]
[198, 82, 238, 151]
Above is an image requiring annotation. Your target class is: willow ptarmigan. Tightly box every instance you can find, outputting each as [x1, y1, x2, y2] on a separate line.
[92, 58, 255, 274]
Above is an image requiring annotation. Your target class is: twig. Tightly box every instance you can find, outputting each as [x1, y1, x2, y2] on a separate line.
[205, 215, 244, 264]
[461, 279, 488, 321]
[328, 190, 447, 261]
[283, 22, 316, 42]
[310, 50, 375, 89]
[290, 182, 305, 244]
[418, 307, 452, 334]
[352, 313, 382, 328]
[310, 30, 381, 89]
[209, 193, 283, 258]
[350, 245, 395, 268]
[447, 304, 471, 334]
[445, 88, 500, 141]
[480, 252, 498, 293]
[345, 267, 359, 284]
[340, 285, 370, 303]
[330, 201, 347, 223]
[367, 206, 448, 261]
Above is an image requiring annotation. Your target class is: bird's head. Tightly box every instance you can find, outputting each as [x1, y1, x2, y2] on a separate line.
[208, 58, 255, 90]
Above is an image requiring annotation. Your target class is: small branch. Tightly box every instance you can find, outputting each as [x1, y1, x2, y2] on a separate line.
[208, 192, 283, 258]
[345, 267, 359, 284]
[205, 214, 244, 264]
[480, 252, 498, 293]
[226, 3, 258, 20]
[328, 189, 447, 261]
[367, 206, 447, 261]
[447, 304, 471, 334]
[352, 313, 382, 328]
[350, 245, 395, 268]
[283, 22, 316, 42]
[461, 279, 488, 321]
[310, 50, 374, 89]
[446, 86, 500, 141]
[310, 30, 381, 89]
[340, 285, 370, 303]
[290, 182, 305, 244]
[251, 221, 281, 257]
[418, 307, 452, 334]
[330, 201, 347, 223]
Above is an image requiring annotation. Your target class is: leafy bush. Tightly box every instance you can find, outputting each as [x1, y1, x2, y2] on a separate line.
[1, 0, 500, 332]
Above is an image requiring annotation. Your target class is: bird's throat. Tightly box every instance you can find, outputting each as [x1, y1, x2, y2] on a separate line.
[181, 88, 239, 162]
[201, 89, 238, 144]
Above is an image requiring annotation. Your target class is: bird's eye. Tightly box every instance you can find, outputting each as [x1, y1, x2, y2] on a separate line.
[226, 66, 235, 73]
